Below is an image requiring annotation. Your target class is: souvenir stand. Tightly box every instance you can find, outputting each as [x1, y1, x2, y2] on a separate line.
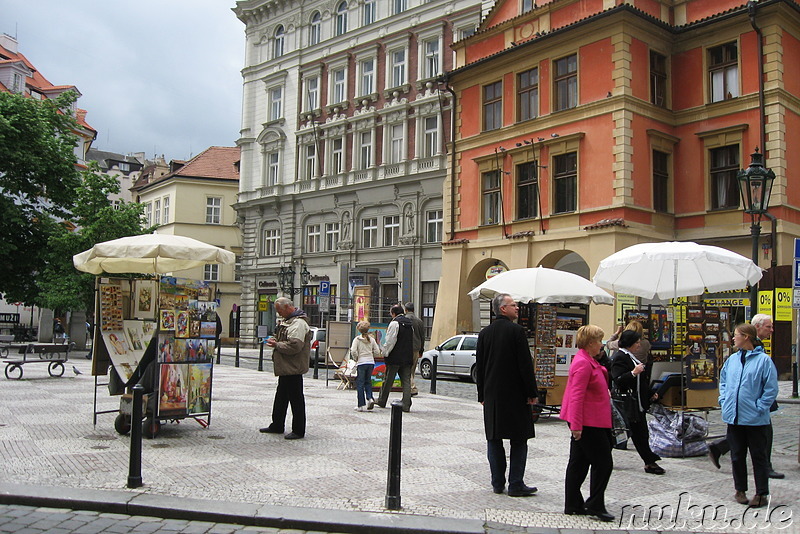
[73, 233, 234, 439]
[468, 267, 615, 418]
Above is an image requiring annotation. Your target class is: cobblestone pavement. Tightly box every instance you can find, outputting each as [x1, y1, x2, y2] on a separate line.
[0, 348, 798, 533]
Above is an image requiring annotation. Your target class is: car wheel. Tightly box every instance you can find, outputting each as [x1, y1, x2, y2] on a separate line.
[470, 365, 478, 384]
[419, 359, 432, 379]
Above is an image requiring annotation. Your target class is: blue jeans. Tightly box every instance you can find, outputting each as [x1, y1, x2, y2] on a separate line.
[356, 364, 375, 407]
[487, 438, 528, 491]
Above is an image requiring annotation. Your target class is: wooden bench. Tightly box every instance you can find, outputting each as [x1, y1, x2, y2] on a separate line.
[3, 343, 71, 379]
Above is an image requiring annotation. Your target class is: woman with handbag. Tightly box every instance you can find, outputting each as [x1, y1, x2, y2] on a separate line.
[560, 324, 615, 523]
[611, 329, 665, 475]
[349, 321, 381, 412]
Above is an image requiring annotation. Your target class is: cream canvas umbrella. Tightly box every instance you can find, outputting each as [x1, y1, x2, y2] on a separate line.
[73, 233, 236, 275]
[593, 241, 763, 300]
[468, 266, 614, 305]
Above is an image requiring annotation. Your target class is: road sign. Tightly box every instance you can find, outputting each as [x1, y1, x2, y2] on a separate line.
[319, 280, 330, 296]
[319, 296, 330, 309]
[795, 237, 800, 258]
[794, 259, 800, 289]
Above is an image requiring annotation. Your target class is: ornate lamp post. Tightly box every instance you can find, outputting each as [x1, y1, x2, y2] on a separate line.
[278, 260, 310, 296]
[737, 147, 776, 315]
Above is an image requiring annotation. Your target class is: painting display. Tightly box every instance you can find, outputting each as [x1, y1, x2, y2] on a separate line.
[158, 363, 188, 417]
[133, 280, 157, 320]
[188, 363, 213, 415]
[101, 330, 137, 382]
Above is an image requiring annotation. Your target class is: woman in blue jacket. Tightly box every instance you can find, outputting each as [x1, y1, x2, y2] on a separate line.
[718, 323, 778, 508]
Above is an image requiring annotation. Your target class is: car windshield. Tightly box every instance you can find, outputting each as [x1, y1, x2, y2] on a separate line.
[440, 337, 461, 350]
[461, 337, 477, 350]
[317, 329, 326, 341]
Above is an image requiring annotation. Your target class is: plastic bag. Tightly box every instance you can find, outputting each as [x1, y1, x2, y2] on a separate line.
[648, 403, 709, 457]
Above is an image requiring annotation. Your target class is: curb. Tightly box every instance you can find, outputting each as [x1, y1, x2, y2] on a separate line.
[0, 482, 487, 534]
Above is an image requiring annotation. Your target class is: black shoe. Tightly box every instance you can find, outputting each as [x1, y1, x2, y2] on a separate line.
[259, 426, 283, 434]
[492, 487, 504, 494]
[587, 510, 615, 522]
[644, 464, 665, 475]
[768, 470, 785, 479]
[410, 391, 419, 397]
[284, 432, 304, 440]
[708, 444, 721, 469]
[508, 485, 537, 497]
[564, 509, 587, 516]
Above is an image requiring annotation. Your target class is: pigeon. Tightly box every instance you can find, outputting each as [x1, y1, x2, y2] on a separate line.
[72, 366, 82, 375]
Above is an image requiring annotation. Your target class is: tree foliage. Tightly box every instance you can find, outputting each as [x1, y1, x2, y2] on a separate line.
[0, 91, 81, 303]
[36, 162, 150, 313]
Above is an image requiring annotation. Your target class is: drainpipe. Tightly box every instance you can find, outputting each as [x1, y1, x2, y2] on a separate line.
[441, 74, 458, 241]
[748, 1, 766, 154]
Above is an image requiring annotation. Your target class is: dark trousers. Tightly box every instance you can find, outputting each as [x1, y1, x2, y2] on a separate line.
[712, 421, 774, 467]
[630, 416, 661, 465]
[355, 364, 374, 407]
[565, 426, 613, 514]
[271, 374, 305, 436]
[727, 424, 770, 495]
[377, 363, 412, 411]
[487, 438, 528, 491]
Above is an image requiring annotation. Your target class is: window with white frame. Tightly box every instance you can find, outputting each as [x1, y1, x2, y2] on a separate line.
[268, 86, 283, 121]
[273, 25, 285, 58]
[423, 116, 439, 157]
[358, 130, 373, 169]
[330, 137, 344, 174]
[11, 73, 22, 93]
[426, 210, 443, 243]
[389, 124, 404, 164]
[306, 224, 321, 253]
[162, 196, 170, 223]
[154, 199, 161, 225]
[304, 76, 319, 111]
[267, 151, 280, 186]
[384, 215, 400, 246]
[304, 143, 317, 180]
[709, 42, 738, 103]
[363, 0, 376, 25]
[206, 197, 222, 224]
[390, 48, 406, 87]
[359, 58, 375, 96]
[325, 222, 340, 250]
[393, 0, 407, 15]
[204, 264, 220, 282]
[362, 217, 378, 248]
[331, 68, 346, 104]
[335, 1, 348, 36]
[310, 12, 321, 45]
[234, 255, 242, 282]
[263, 228, 281, 256]
[422, 38, 440, 79]
[144, 202, 153, 226]
[523, 0, 534, 12]
[458, 26, 476, 40]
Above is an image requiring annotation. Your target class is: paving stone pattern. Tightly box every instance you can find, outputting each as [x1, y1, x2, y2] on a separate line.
[0, 349, 798, 533]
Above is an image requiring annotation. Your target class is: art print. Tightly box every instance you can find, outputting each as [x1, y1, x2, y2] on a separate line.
[158, 333, 174, 363]
[200, 321, 217, 339]
[160, 309, 175, 331]
[133, 280, 157, 320]
[176, 311, 190, 338]
[158, 364, 188, 417]
[122, 320, 148, 363]
[102, 330, 138, 383]
[188, 363, 213, 415]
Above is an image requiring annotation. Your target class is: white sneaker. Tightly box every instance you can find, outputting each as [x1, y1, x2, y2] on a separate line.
[367, 399, 375, 411]
[355, 406, 366, 412]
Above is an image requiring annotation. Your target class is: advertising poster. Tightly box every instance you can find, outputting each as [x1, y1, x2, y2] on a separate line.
[158, 363, 188, 417]
[133, 280, 157, 320]
[188, 363, 213, 415]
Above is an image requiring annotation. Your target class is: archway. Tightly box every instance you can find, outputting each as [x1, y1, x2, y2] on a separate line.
[539, 250, 590, 279]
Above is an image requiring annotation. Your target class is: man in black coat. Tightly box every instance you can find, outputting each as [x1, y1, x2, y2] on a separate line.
[476, 293, 539, 497]
[376, 304, 414, 412]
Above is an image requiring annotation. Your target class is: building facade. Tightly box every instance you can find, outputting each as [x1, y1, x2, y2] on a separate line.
[233, 0, 483, 344]
[433, 0, 800, 376]
[131, 146, 243, 338]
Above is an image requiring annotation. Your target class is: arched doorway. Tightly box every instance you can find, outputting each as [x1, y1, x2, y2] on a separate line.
[539, 251, 590, 279]
[465, 259, 510, 331]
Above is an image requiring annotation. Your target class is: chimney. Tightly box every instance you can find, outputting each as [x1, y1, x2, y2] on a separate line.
[0, 33, 19, 54]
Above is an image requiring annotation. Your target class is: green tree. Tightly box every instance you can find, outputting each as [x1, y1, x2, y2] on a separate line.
[36, 162, 149, 312]
[0, 91, 81, 303]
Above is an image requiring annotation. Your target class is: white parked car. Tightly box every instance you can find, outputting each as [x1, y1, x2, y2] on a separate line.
[418, 334, 479, 383]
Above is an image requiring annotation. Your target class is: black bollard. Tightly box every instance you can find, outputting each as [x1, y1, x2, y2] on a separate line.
[258, 341, 264, 372]
[792, 362, 798, 398]
[215, 339, 221, 365]
[385, 400, 403, 510]
[313, 346, 319, 379]
[127, 384, 144, 488]
[430, 353, 438, 395]
[235, 338, 240, 367]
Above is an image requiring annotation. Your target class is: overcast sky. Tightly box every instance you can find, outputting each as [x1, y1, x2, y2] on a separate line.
[1, 0, 244, 162]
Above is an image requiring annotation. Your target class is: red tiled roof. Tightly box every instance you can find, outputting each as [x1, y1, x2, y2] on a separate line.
[171, 146, 240, 181]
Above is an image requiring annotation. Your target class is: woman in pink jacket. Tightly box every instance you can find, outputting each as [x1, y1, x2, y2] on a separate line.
[560, 324, 614, 523]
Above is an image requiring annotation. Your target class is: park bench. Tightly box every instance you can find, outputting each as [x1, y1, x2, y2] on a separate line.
[3, 343, 71, 380]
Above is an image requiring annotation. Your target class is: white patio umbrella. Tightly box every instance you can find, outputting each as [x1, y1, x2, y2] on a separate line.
[593, 241, 762, 300]
[73, 233, 236, 275]
[468, 266, 614, 305]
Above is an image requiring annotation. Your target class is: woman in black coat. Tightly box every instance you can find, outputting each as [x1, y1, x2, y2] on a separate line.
[610, 330, 665, 475]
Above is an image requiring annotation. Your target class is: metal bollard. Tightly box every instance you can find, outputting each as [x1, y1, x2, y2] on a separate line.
[235, 338, 240, 367]
[215, 339, 221, 365]
[313, 347, 319, 379]
[385, 400, 403, 510]
[430, 353, 438, 395]
[792, 362, 798, 398]
[127, 384, 144, 488]
[258, 341, 264, 372]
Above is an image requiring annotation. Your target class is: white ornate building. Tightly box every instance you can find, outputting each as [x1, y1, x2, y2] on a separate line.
[233, 0, 483, 343]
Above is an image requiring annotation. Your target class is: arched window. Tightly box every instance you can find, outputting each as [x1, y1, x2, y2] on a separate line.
[273, 25, 285, 58]
[335, 2, 348, 36]
[309, 12, 321, 45]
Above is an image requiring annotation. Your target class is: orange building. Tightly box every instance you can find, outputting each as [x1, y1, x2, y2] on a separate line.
[432, 0, 800, 376]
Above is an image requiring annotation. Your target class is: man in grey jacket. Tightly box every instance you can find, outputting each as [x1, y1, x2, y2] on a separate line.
[260, 297, 311, 440]
[404, 302, 425, 396]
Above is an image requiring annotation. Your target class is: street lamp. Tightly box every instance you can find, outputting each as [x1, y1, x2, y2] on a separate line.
[737, 147, 776, 315]
[278, 260, 311, 296]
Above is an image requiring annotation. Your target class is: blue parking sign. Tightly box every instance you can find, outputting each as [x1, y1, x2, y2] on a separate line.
[795, 259, 800, 289]
[319, 280, 330, 296]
